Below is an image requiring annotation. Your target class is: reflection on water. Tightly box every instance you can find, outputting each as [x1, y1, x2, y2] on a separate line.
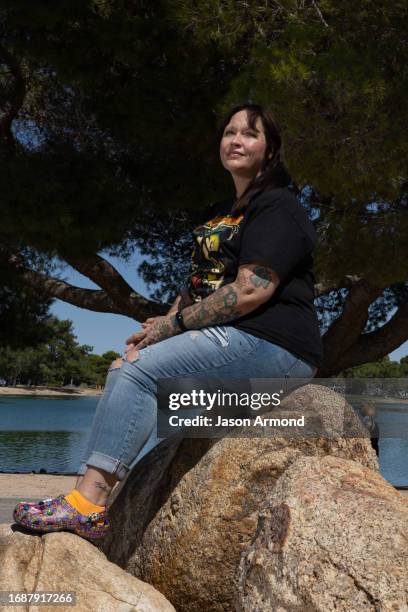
[0, 396, 97, 474]
[0, 431, 87, 473]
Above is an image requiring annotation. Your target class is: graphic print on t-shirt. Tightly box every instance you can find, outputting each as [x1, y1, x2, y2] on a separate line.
[188, 213, 244, 301]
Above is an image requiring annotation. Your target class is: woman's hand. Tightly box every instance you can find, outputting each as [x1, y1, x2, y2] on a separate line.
[125, 317, 160, 348]
[126, 315, 179, 350]
[141, 317, 159, 329]
[125, 330, 146, 347]
[123, 317, 166, 360]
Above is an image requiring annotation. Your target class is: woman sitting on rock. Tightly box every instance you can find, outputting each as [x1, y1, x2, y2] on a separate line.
[13, 103, 323, 541]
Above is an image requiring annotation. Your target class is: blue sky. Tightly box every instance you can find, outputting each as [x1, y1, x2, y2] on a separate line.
[51, 252, 408, 362]
[51, 253, 150, 357]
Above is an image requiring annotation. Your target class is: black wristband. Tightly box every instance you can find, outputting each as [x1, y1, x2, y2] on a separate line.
[175, 310, 188, 332]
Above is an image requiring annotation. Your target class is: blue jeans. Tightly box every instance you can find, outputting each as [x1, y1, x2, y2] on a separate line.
[78, 326, 317, 480]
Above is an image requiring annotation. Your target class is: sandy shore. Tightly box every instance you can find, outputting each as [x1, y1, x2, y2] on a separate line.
[0, 474, 77, 497]
[0, 386, 102, 397]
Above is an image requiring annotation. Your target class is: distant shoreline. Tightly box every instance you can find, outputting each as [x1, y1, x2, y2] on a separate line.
[0, 385, 102, 397]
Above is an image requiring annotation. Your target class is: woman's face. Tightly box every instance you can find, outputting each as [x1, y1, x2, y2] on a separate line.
[220, 110, 269, 178]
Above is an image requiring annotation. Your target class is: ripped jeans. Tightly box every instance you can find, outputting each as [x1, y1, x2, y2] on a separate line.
[78, 326, 317, 481]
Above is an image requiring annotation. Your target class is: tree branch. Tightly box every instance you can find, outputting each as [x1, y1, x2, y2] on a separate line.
[337, 301, 408, 370]
[310, 0, 329, 28]
[12, 258, 167, 319]
[23, 268, 123, 314]
[63, 253, 159, 317]
[318, 279, 384, 376]
[64, 254, 134, 296]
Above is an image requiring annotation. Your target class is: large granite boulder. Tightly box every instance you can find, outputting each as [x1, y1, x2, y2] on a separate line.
[237, 454, 408, 611]
[0, 524, 175, 611]
[104, 384, 378, 611]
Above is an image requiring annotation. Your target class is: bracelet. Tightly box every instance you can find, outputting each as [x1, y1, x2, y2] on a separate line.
[175, 310, 188, 332]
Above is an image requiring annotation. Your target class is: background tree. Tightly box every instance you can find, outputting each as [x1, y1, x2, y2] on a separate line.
[0, 0, 407, 376]
[0, 249, 55, 348]
[340, 355, 406, 379]
[0, 316, 120, 386]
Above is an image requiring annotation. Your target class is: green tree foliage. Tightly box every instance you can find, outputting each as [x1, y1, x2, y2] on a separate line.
[84, 351, 122, 386]
[0, 316, 119, 386]
[176, 1, 408, 203]
[399, 356, 408, 377]
[0, 1, 407, 375]
[0, 250, 54, 348]
[340, 355, 406, 378]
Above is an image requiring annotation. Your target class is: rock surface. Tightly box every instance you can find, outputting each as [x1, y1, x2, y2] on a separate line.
[237, 455, 408, 612]
[104, 384, 379, 611]
[0, 524, 175, 612]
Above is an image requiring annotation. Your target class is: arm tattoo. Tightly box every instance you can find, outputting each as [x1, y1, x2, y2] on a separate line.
[249, 266, 273, 289]
[181, 265, 276, 331]
[182, 284, 243, 329]
[148, 316, 179, 344]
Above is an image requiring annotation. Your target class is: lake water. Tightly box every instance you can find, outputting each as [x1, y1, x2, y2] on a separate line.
[0, 396, 97, 474]
[0, 396, 407, 486]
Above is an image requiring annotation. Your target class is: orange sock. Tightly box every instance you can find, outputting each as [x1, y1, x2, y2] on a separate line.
[65, 489, 105, 515]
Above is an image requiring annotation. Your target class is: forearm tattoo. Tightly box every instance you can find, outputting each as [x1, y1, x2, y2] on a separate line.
[182, 265, 275, 330]
[182, 284, 243, 329]
[151, 316, 179, 343]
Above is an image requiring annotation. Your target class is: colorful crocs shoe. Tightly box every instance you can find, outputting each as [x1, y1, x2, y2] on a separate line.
[13, 494, 110, 541]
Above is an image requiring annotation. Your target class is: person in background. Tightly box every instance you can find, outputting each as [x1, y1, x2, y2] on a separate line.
[361, 401, 380, 457]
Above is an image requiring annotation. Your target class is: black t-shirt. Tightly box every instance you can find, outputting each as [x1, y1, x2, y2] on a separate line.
[187, 187, 324, 368]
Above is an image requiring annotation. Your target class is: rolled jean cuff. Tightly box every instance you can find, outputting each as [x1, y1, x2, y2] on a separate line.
[82, 451, 130, 481]
[77, 462, 87, 476]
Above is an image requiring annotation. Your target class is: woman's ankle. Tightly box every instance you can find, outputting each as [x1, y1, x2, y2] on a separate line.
[76, 467, 118, 506]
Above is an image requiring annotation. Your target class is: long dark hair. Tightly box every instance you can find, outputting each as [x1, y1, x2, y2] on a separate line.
[217, 103, 291, 213]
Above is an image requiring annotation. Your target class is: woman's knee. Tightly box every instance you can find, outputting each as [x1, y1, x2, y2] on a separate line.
[108, 348, 140, 372]
[124, 347, 140, 363]
[109, 357, 124, 371]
